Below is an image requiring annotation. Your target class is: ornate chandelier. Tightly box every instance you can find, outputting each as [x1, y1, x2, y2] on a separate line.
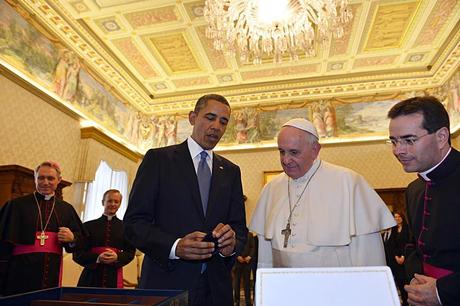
[204, 0, 352, 64]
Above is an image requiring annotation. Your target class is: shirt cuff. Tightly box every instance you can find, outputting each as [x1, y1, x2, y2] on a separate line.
[169, 238, 181, 259]
[435, 285, 442, 305]
[219, 251, 236, 258]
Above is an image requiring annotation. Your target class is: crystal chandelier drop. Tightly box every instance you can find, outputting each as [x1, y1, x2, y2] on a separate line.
[204, 0, 352, 64]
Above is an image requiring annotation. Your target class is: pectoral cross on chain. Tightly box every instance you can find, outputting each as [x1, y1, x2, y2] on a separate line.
[281, 223, 291, 248]
[37, 231, 48, 246]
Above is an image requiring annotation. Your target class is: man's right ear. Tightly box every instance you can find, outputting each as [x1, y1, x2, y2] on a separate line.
[189, 111, 196, 125]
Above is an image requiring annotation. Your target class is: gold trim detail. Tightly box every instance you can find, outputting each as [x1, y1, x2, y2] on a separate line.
[80, 127, 143, 162]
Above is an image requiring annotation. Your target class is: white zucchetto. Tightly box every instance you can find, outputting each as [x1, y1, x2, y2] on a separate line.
[282, 118, 319, 139]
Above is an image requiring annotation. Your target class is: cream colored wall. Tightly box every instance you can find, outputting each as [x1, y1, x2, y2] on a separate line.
[0, 74, 139, 211]
[0, 74, 81, 199]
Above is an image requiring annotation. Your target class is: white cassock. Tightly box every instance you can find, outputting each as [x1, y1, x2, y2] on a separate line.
[250, 159, 396, 268]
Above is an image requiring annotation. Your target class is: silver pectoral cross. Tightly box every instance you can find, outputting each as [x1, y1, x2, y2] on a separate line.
[37, 231, 48, 246]
[281, 223, 291, 248]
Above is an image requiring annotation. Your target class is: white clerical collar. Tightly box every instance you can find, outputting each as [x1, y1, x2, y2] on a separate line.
[187, 136, 213, 163]
[103, 214, 115, 220]
[36, 191, 54, 200]
[419, 147, 451, 181]
[292, 159, 321, 183]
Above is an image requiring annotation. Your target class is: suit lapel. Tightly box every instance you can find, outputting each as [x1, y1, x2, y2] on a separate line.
[174, 141, 205, 220]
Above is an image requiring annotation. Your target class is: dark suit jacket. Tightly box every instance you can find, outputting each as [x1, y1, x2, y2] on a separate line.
[124, 141, 247, 306]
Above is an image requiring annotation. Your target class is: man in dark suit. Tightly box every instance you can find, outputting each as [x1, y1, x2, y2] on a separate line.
[124, 94, 248, 306]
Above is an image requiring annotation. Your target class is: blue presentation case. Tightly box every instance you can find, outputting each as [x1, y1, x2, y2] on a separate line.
[0, 286, 188, 306]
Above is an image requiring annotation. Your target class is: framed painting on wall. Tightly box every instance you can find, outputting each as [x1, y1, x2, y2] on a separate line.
[263, 170, 283, 185]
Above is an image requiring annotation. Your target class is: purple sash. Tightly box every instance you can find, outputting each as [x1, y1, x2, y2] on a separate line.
[423, 262, 453, 279]
[91, 246, 123, 288]
[12, 231, 63, 285]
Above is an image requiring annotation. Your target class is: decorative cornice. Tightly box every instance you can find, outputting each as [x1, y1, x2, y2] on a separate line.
[80, 127, 143, 162]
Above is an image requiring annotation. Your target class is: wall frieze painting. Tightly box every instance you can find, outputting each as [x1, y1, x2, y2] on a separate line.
[1, 0, 460, 155]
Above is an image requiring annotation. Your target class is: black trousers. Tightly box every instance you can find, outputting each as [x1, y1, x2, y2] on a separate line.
[189, 271, 214, 306]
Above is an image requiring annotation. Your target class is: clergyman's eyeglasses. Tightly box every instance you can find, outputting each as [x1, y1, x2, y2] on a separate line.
[386, 133, 430, 147]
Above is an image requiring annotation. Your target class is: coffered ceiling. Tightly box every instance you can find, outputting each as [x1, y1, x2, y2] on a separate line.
[16, 0, 460, 114]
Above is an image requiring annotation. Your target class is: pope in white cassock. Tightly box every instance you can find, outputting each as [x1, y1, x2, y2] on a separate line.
[250, 118, 396, 268]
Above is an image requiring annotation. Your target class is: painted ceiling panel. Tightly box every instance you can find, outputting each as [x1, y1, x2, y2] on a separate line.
[70, 1, 90, 13]
[329, 4, 360, 57]
[196, 26, 229, 70]
[364, 1, 420, 50]
[112, 38, 157, 78]
[414, 0, 458, 46]
[172, 76, 210, 88]
[183, 1, 205, 21]
[94, 17, 123, 33]
[240, 65, 320, 81]
[124, 6, 179, 29]
[354, 55, 399, 68]
[148, 32, 201, 74]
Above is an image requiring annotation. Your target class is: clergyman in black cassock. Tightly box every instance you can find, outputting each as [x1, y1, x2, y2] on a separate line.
[0, 161, 85, 296]
[74, 189, 135, 288]
[388, 96, 460, 306]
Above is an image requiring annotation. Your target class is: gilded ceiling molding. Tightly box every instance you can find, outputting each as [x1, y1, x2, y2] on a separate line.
[80, 127, 143, 162]
[431, 29, 460, 84]
[149, 62, 460, 114]
[331, 93, 402, 104]
[148, 71, 436, 111]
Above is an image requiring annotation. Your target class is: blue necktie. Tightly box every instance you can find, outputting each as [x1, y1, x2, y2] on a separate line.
[197, 151, 211, 214]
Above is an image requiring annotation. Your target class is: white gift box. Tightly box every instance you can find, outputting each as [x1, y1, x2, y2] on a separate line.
[255, 266, 400, 306]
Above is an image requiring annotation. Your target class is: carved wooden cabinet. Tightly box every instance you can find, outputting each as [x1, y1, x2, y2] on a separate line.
[0, 164, 71, 207]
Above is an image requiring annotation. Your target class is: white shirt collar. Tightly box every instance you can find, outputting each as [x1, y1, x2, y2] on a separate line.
[419, 147, 451, 181]
[187, 136, 213, 162]
[103, 213, 115, 221]
[36, 191, 54, 200]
